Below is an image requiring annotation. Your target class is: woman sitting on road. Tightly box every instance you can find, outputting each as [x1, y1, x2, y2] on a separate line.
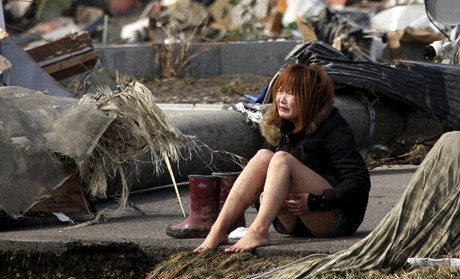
[194, 63, 371, 253]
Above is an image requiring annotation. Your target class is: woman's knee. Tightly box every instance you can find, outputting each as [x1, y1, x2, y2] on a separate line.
[251, 149, 274, 166]
[270, 151, 295, 167]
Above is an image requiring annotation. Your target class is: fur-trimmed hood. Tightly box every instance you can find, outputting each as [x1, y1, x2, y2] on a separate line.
[260, 102, 334, 146]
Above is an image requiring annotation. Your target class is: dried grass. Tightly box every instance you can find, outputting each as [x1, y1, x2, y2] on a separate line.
[65, 81, 200, 226]
[157, 17, 210, 79]
[147, 252, 460, 279]
[77, 82, 199, 199]
[146, 251, 295, 279]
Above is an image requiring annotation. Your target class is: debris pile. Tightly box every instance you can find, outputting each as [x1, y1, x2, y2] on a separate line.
[5, 0, 458, 64]
[0, 82, 199, 224]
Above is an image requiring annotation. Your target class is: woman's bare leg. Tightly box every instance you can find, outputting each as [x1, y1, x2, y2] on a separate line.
[193, 149, 274, 253]
[225, 151, 337, 253]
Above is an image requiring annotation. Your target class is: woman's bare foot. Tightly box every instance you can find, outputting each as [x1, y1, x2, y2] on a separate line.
[193, 231, 228, 253]
[224, 227, 271, 253]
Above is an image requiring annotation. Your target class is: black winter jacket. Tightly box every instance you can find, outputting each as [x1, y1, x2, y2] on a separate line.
[260, 106, 371, 234]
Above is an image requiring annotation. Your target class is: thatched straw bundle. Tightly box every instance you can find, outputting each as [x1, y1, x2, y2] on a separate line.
[77, 82, 198, 197]
[60, 81, 199, 223]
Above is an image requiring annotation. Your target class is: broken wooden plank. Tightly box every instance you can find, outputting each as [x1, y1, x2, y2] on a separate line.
[26, 31, 93, 63]
[26, 31, 98, 80]
[42, 50, 99, 80]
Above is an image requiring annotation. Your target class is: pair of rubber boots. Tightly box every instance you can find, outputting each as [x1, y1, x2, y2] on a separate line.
[166, 172, 246, 238]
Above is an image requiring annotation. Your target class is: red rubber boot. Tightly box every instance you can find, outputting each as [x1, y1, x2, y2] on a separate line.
[166, 175, 221, 238]
[213, 172, 246, 233]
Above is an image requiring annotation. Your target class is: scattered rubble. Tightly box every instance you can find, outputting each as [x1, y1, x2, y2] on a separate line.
[5, 0, 458, 60]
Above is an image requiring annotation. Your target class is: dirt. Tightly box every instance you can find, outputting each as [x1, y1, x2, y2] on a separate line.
[0, 245, 294, 279]
[139, 74, 272, 104]
[0, 249, 153, 279]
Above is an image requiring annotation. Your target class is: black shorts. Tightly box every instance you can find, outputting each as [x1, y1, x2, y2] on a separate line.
[253, 199, 352, 238]
[272, 211, 350, 237]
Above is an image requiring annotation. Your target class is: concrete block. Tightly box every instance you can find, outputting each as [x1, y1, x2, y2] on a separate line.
[98, 44, 159, 79]
[219, 41, 298, 75]
[182, 43, 222, 77]
[97, 40, 300, 79]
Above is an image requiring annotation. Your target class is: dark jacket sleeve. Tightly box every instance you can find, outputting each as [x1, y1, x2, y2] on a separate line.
[260, 140, 277, 152]
[308, 117, 371, 213]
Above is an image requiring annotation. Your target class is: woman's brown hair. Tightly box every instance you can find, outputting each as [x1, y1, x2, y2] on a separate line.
[264, 63, 335, 132]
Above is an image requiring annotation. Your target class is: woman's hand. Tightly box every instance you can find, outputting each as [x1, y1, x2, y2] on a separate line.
[285, 193, 311, 215]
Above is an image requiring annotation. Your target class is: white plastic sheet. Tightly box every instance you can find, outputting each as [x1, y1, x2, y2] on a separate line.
[282, 0, 326, 27]
[371, 4, 437, 31]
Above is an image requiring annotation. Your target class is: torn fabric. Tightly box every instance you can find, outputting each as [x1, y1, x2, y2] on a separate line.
[0, 86, 97, 218]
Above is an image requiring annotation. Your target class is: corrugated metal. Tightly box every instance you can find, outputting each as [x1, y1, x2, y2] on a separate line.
[289, 41, 460, 130]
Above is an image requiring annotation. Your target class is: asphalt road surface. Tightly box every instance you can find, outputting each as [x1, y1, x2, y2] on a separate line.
[0, 165, 416, 259]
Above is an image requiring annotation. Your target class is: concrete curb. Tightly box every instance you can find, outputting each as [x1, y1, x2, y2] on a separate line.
[97, 40, 301, 79]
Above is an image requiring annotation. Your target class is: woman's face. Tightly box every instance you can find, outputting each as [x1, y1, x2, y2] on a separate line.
[276, 89, 298, 124]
